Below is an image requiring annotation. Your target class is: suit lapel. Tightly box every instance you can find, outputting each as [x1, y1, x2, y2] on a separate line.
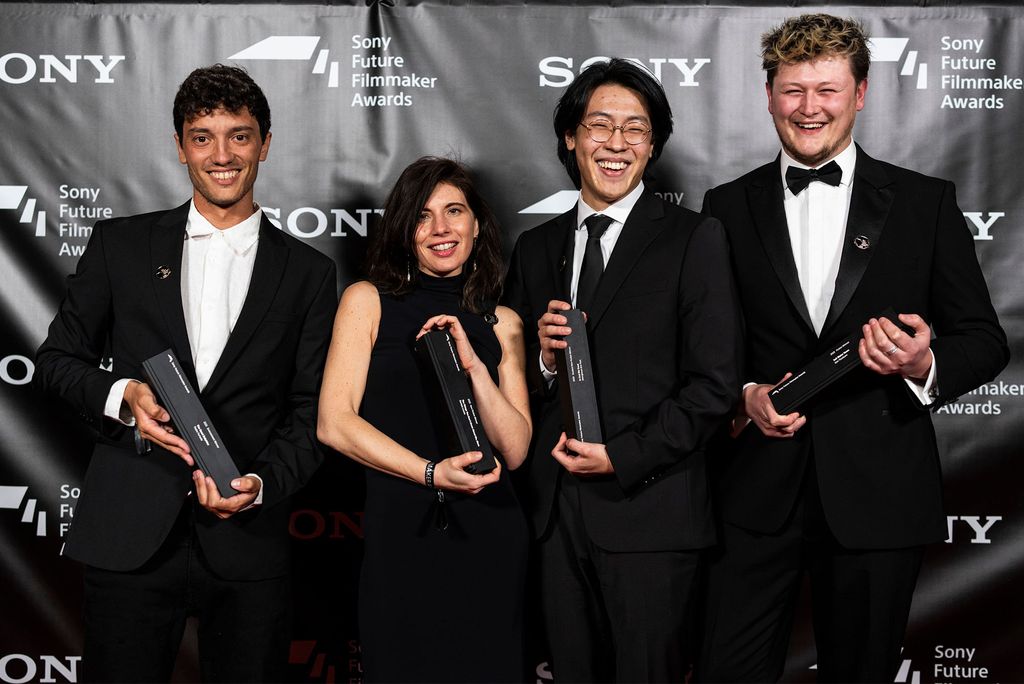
[201, 215, 288, 395]
[549, 208, 576, 301]
[586, 190, 663, 331]
[747, 162, 815, 334]
[820, 146, 894, 336]
[150, 202, 199, 387]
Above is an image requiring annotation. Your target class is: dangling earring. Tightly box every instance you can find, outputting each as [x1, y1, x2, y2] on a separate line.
[471, 235, 478, 272]
[405, 258, 412, 283]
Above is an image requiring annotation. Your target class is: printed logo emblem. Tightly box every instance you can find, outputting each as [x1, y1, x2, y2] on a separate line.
[0, 185, 46, 236]
[229, 34, 436, 107]
[0, 485, 46, 536]
[894, 654, 922, 683]
[289, 639, 362, 682]
[229, 36, 334, 83]
[868, 37, 927, 89]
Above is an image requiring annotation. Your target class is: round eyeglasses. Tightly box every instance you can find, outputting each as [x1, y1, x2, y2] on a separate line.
[578, 120, 652, 145]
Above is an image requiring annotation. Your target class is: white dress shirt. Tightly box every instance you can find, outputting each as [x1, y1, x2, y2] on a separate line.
[180, 202, 261, 390]
[104, 200, 265, 501]
[541, 182, 645, 378]
[781, 143, 856, 335]
[778, 143, 936, 404]
[569, 181, 644, 306]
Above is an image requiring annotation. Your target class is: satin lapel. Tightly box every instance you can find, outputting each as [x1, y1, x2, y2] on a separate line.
[549, 208, 576, 301]
[150, 202, 199, 386]
[748, 164, 815, 334]
[201, 215, 288, 395]
[586, 191, 663, 331]
[820, 147, 894, 336]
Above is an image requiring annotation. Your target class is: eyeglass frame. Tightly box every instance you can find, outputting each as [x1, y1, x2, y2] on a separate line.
[577, 119, 653, 146]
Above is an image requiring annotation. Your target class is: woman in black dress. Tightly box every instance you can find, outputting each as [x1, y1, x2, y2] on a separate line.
[317, 157, 531, 683]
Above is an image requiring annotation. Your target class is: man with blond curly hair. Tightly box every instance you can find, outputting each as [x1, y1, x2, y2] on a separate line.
[697, 13, 1007, 682]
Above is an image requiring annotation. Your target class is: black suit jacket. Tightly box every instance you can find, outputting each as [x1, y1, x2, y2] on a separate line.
[503, 189, 743, 552]
[703, 146, 1008, 549]
[35, 201, 338, 580]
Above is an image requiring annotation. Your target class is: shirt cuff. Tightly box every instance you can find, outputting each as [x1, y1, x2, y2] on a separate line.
[240, 473, 264, 510]
[540, 351, 557, 384]
[904, 349, 939, 405]
[105, 378, 137, 426]
[731, 382, 759, 435]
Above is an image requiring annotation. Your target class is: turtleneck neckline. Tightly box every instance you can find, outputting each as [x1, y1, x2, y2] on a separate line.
[417, 270, 466, 293]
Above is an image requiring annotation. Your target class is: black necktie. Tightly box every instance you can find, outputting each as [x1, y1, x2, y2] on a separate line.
[785, 160, 842, 195]
[576, 214, 613, 314]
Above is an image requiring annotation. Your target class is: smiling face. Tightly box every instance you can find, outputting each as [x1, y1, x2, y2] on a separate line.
[175, 106, 271, 228]
[413, 182, 479, 278]
[767, 56, 866, 167]
[565, 83, 654, 210]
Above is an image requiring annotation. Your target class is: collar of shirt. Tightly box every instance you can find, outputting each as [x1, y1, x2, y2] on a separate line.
[779, 141, 857, 195]
[567, 182, 644, 308]
[574, 180, 645, 231]
[185, 201, 262, 255]
[778, 141, 857, 336]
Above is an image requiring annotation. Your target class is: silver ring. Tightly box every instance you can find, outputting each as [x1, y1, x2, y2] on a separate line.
[885, 345, 899, 356]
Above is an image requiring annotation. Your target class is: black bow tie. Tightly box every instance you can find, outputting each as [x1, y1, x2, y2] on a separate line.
[785, 160, 843, 195]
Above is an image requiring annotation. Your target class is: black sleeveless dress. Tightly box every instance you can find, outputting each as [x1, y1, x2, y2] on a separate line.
[357, 273, 528, 683]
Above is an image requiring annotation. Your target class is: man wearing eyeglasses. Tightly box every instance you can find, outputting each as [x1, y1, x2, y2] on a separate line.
[503, 58, 742, 682]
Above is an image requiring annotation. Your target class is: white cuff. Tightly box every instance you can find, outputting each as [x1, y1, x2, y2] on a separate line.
[540, 351, 557, 385]
[904, 349, 939, 406]
[105, 378, 137, 426]
[240, 473, 264, 509]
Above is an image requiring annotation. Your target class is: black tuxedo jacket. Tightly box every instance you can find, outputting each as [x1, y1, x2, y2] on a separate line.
[503, 189, 743, 552]
[35, 201, 338, 580]
[703, 146, 1008, 549]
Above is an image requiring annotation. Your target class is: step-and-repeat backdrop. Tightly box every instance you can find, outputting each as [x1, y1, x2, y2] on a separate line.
[2, 2, 1021, 682]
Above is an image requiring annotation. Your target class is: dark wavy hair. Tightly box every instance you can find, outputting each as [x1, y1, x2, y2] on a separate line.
[553, 58, 673, 188]
[762, 14, 870, 85]
[366, 157, 504, 314]
[173, 64, 271, 143]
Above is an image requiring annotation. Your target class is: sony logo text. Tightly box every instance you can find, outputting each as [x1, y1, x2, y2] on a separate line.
[945, 516, 1001, 544]
[539, 56, 710, 87]
[962, 211, 1002, 241]
[0, 654, 79, 684]
[0, 54, 125, 84]
[0, 355, 32, 386]
[263, 206, 382, 239]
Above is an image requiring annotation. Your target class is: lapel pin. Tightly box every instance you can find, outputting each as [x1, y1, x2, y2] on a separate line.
[155, 265, 172, 280]
[853, 235, 871, 250]
[558, 255, 567, 271]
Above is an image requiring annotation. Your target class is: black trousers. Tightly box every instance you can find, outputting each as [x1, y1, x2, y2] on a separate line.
[81, 502, 291, 683]
[698, 459, 924, 683]
[539, 476, 700, 683]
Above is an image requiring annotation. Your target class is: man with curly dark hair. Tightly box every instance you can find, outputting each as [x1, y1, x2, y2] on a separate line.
[35, 64, 337, 681]
[697, 14, 1007, 683]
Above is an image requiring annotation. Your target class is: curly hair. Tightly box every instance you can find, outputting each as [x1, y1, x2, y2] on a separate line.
[761, 14, 870, 85]
[365, 157, 504, 315]
[173, 64, 271, 143]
